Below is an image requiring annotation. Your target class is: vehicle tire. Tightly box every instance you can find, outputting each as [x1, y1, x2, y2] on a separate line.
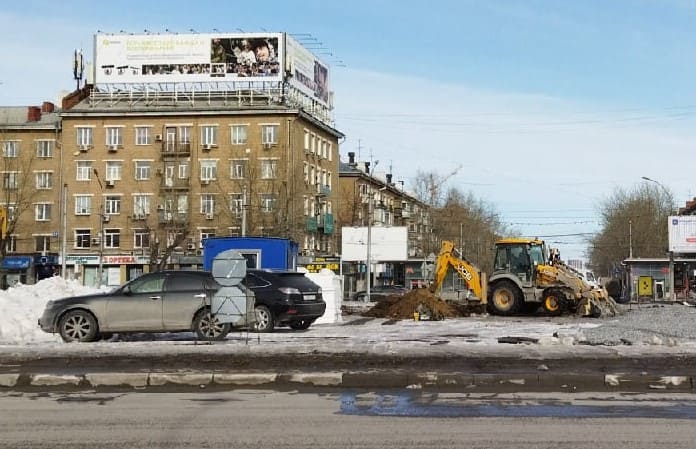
[289, 319, 313, 330]
[542, 289, 566, 316]
[193, 309, 231, 341]
[58, 310, 99, 343]
[488, 281, 521, 315]
[254, 305, 275, 333]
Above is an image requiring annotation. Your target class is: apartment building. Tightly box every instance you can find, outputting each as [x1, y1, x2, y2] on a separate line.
[338, 152, 432, 295]
[0, 103, 61, 287]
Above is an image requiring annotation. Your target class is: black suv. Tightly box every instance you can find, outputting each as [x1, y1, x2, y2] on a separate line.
[244, 269, 326, 332]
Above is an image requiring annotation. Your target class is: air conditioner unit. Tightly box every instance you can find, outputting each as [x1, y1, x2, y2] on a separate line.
[186, 243, 196, 250]
[91, 238, 100, 245]
[201, 179, 210, 186]
[202, 144, 213, 151]
[133, 213, 145, 221]
[106, 180, 116, 187]
[157, 204, 164, 211]
[205, 213, 214, 220]
[155, 134, 162, 142]
[79, 144, 91, 152]
[263, 142, 273, 150]
[107, 144, 119, 152]
[102, 215, 110, 223]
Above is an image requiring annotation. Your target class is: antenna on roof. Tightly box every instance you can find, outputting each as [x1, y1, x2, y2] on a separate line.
[72, 49, 84, 90]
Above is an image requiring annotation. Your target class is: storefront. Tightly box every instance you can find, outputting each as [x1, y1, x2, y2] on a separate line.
[1, 255, 33, 288]
[64, 254, 151, 287]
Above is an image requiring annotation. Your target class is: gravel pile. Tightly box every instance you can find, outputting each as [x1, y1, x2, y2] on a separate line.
[577, 303, 696, 345]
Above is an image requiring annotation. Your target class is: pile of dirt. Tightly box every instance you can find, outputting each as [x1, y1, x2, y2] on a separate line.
[362, 289, 472, 320]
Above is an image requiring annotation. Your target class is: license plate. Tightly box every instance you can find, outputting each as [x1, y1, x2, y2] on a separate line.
[303, 294, 316, 301]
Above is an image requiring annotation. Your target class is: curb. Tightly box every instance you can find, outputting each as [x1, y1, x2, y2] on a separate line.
[3, 370, 696, 392]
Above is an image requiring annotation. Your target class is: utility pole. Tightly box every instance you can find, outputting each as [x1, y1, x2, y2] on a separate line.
[241, 185, 247, 237]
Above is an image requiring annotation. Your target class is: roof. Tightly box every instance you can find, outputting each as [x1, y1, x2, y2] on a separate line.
[0, 107, 61, 130]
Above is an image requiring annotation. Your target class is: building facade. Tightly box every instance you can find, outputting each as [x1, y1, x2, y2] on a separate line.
[338, 152, 432, 296]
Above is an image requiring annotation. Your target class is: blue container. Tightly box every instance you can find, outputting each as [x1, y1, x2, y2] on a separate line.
[202, 237, 298, 271]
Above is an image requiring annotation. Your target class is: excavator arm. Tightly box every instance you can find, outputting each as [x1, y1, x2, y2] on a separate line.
[430, 241, 486, 301]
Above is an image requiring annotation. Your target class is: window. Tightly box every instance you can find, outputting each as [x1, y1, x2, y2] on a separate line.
[5, 235, 17, 253]
[134, 161, 152, 180]
[260, 194, 276, 213]
[327, 171, 332, 189]
[310, 134, 316, 154]
[200, 229, 216, 242]
[130, 274, 165, 293]
[76, 127, 93, 146]
[135, 127, 151, 145]
[105, 161, 122, 181]
[75, 229, 91, 249]
[35, 236, 51, 252]
[230, 193, 243, 217]
[75, 196, 91, 215]
[201, 125, 218, 146]
[304, 196, 309, 216]
[200, 160, 217, 181]
[200, 194, 215, 215]
[133, 195, 151, 216]
[35, 203, 51, 221]
[230, 159, 247, 179]
[304, 130, 310, 152]
[36, 140, 54, 158]
[310, 165, 316, 185]
[303, 162, 309, 183]
[260, 159, 278, 179]
[2, 172, 19, 190]
[76, 161, 93, 181]
[104, 229, 120, 248]
[36, 172, 53, 189]
[105, 127, 123, 146]
[261, 124, 279, 144]
[179, 126, 191, 144]
[2, 141, 19, 158]
[231, 125, 248, 144]
[134, 230, 150, 249]
[178, 163, 189, 179]
[104, 196, 121, 215]
[327, 142, 333, 161]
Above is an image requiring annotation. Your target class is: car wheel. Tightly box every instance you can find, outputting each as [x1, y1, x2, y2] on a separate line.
[194, 309, 231, 341]
[289, 319, 313, 330]
[254, 305, 275, 333]
[58, 310, 99, 343]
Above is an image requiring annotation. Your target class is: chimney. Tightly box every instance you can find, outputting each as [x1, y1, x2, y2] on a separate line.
[41, 101, 55, 113]
[364, 162, 370, 174]
[27, 106, 41, 122]
[348, 151, 356, 166]
[386, 173, 393, 185]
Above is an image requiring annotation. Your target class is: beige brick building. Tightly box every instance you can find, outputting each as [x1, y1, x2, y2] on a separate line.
[0, 88, 342, 287]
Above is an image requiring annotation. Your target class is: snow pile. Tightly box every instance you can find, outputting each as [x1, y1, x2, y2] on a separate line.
[0, 277, 101, 344]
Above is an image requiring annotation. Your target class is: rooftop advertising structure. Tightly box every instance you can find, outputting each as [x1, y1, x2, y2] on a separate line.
[284, 35, 330, 106]
[94, 32, 284, 85]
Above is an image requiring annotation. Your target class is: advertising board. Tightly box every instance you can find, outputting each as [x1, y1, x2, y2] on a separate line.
[668, 216, 696, 253]
[285, 35, 330, 106]
[94, 32, 283, 85]
[341, 227, 408, 262]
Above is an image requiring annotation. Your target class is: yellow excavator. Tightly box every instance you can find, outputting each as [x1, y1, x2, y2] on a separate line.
[429, 240, 487, 313]
[430, 238, 617, 317]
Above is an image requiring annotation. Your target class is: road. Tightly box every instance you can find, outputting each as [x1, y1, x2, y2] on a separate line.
[3, 390, 696, 448]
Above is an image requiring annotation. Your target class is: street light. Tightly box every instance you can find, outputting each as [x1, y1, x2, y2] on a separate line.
[365, 160, 380, 303]
[641, 176, 675, 300]
[93, 169, 105, 286]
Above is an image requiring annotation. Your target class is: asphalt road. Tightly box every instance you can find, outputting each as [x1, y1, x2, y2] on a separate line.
[3, 390, 696, 449]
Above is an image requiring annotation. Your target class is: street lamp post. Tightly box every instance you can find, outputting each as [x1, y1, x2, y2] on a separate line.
[641, 176, 675, 301]
[93, 169, 104, 287]
[365, 161, 378, 303]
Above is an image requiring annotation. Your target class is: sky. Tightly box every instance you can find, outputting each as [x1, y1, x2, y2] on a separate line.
[2, 0, 696, 261]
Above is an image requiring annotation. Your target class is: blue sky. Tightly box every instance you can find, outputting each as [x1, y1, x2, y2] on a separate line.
[2, 0, 696, 260]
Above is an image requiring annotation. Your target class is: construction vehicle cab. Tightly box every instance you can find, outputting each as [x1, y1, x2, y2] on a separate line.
[488, 237, 616, 317]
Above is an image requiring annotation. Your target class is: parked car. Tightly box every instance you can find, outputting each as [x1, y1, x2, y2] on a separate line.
[39, 271, 230, 343]
[39, 269, 326, 342]
[244, 269, 326, 332]
[353, 285, 408, 302]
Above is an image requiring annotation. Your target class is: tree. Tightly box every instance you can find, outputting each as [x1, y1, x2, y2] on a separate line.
[588, 183, 672, 276]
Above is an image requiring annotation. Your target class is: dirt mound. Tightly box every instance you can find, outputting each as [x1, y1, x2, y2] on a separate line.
[363, 288, 473, 320]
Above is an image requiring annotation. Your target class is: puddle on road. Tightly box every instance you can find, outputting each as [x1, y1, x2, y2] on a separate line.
[339, 392, 696, 419]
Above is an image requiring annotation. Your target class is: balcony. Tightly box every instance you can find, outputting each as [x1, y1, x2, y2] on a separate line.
[316, 184, 331, 197]
[158, 211, 190, 225]
[320, 213, 334, 235]
[160, 177, 190, 190]
[161, 142, 191, 157]
[305, 217, 318, 232]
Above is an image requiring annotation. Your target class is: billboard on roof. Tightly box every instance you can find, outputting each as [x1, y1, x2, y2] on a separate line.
[94, 32, 284, 85]
[285, 35, 330, 107]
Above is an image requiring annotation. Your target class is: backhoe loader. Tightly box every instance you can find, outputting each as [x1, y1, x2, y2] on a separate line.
[430, 239, 617, 317]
